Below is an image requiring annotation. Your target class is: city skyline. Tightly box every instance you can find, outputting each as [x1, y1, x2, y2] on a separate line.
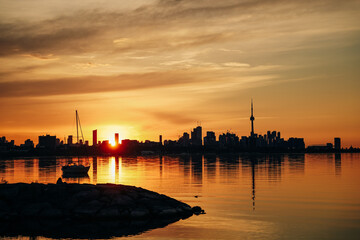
[0, 100, 356, 148]
[1, 0, 359, 147]
[0, 102, 349, 153]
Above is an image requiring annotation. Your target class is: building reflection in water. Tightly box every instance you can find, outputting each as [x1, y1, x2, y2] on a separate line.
[335, 153, 341, 176]
[179, 154, 191, 185]
[288, 154, 305, 175]
[39, 157, 57, 183]
[191, 154, 203, 185]
[267, 154, 283, 182]
[159, 155, 163, 178]
[218, 154, 240, 184]
[115, 156, 120, 183]
[204, 154, 217, 183]
[92, 156, 98, 184]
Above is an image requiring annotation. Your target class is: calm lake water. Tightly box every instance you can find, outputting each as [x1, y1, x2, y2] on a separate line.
[1, 153, 360, 239]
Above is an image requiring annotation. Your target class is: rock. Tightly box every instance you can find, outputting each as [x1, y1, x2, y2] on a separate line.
[145, 203, 172, 215]
[192, 206, 205, 215]
[103, 188, 121, 197]
[118, 209, 130, 218]
[181, 205, 193, 212]
[124, 188, 139, 199]
[0, 199, 9, 211]
[74, 200, 103, 216]
[0, 199, 10, 218]
[40, 207, 63, 218]
[158, 208, 178, 217]
[0, 185, 19, 200]
[97, 206, 119, 218]
[99, 196, 111, 204]
[73, 189, 100, 202]
[111, 195, 135, 210]
[130, 207, 150, 219]
[138, 189, 160, 199]
[62, 197, 80, 210]
[56, 178, 63, 184]
[21, 202, 51, 217]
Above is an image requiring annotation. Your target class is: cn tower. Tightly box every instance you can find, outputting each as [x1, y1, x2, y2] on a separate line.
[250, 99, 255, 137]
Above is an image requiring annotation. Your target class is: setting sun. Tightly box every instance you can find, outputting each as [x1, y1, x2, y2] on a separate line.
[109, 138, 116, 146]
[94, 125, 131, 145]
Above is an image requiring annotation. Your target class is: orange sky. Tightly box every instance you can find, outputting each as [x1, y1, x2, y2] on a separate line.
[0, 0, 359, 147]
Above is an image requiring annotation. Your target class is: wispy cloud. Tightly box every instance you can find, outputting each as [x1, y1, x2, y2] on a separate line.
[0, 70, 206, 98]
[146, 111, 195, 125]
[1, 0, 358, 58]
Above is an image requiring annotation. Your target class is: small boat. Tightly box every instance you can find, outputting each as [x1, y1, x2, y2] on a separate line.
[61, 110, 90, 177]
[62, 163, 90, 174]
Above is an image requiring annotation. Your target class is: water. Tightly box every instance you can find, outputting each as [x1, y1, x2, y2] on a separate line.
[0, 153, 359, 239]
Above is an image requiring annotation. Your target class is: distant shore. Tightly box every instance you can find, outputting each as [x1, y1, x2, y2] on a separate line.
[0, 148, 359, 159]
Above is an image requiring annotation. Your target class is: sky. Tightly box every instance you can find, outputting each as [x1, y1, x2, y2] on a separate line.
[0, 0, 359, 147]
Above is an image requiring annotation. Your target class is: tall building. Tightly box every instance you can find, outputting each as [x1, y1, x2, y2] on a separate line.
[115, 133, 119, 145]
[92, 130, 97, 146]
[334, 138, 341, 150]
[159, 135, 162, 145]
[67, 135, 73, 145]
[250, 99, 255, 137]
[191, 126, 202, 146]
[204, 131, 216, 146]
[178, 132, 190, 146]
[38, 135, 56, 150]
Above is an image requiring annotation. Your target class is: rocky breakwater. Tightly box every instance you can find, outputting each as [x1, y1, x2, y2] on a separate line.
[0, 180, 203, 220]
[0, 180, 204, 238]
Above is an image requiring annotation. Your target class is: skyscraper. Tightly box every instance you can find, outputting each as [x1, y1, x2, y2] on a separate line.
[115, 133, 119, 145]
[92, 130, 97, 146]
[250, 99, 255, 137]
[67, 135, 73, 145]
[191, 126, 202, 146]
[38, 135, 56, 150]
[334, 138, 341, 151]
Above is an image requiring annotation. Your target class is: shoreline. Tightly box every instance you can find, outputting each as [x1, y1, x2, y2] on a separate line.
[0, 150, 359, 160]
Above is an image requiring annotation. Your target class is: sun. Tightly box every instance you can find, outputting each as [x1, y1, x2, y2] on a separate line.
[95, 125, 132, 146]
[109, 138, 116, 147]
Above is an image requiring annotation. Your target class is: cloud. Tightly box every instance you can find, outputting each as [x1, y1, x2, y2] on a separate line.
[0, 63, 57, 79]
[0, 70, 205, 98]
[0, 22, 101, 56]
[223, 62, 250, 68]
[146, 111, 195, 125]
[21, 53, 58, 60]
[1, 0, 358, 58]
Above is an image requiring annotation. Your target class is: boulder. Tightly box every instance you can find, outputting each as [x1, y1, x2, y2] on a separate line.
[74, 200, 103, 216]
[40, 207, 63, 218]
[130, 207, 150, 219]
[97, 206, 120, 218]
[21, 202, 51, 217]
[73, 189, 100, 202]
[0, 185, 19, 201]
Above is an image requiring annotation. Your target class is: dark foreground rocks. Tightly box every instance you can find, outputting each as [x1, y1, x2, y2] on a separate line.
[0, 180, 204, 238]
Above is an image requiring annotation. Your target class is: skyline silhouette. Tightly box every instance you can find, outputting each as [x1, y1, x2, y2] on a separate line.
[1, 102, 357, 157]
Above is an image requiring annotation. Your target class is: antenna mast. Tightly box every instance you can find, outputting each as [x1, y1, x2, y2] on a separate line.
[75, 110, 84, 144]
[76, 110, 79, 144]
[250, 99, 255, 137]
